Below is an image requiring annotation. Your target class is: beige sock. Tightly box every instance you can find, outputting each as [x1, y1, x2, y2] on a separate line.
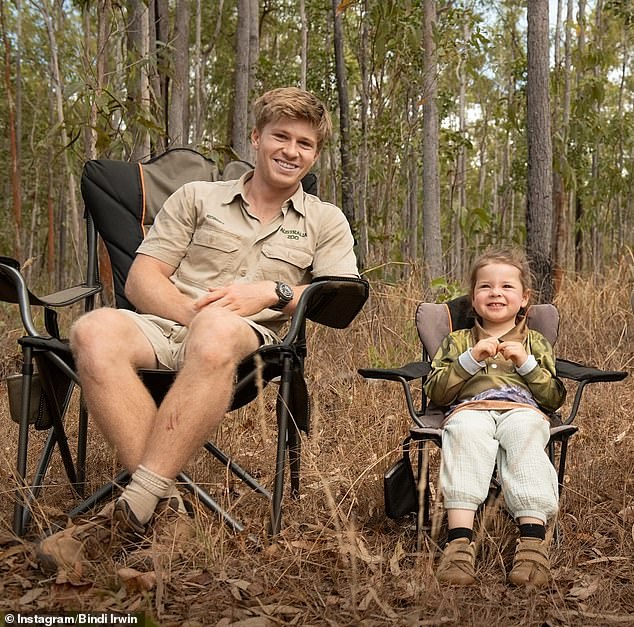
[118, 465, 174, 525]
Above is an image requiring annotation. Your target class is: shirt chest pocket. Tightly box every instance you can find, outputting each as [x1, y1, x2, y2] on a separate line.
[258, 243, 313, 284]
[181, 227, 242, 286]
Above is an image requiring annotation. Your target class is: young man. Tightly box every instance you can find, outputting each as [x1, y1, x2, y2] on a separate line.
[37, 87, 358, 577]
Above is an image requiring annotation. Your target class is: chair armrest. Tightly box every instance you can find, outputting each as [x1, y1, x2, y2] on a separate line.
[555, 358, 628, 426]
[556, 358, 628, 384]
[358, 361, 431, 382]
[0, 256, 102, 337]
[304, 276, 369, 328]
[283, 277, 369, 343]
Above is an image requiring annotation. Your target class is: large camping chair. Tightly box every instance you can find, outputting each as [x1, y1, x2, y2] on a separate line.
[2, 147, 368, 538]
[358, 295, 627, 533]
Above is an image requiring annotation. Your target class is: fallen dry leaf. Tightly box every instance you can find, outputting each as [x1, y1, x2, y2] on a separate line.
[18, 587, 44, 605]
[117, 567, 157, 592]
[389, 540, 405, 576]
[567, 578, 601, 601]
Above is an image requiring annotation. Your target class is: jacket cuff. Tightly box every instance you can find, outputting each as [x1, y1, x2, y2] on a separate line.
[516, 354, 538, 376]
[459, 349, 485, 375]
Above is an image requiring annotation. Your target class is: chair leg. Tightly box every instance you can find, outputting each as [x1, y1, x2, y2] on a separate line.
[76, 398, 89, 495]
[288, 421, 301, 498]
[178, 471, 245, 534]
[203, 441, 271, 499]
[13, 347, 38, 537]
[65, 469, 129, 520]
[269, 354, 293, 536]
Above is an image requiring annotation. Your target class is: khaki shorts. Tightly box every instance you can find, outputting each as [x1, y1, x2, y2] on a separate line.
[119, 310, 280, 370]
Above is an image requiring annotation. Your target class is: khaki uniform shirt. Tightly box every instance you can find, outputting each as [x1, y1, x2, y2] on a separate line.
[136, 171, 358, 334]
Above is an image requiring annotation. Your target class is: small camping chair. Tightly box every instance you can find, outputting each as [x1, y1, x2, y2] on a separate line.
[2, 147, 369, 537]
[358, 294, 627, 530]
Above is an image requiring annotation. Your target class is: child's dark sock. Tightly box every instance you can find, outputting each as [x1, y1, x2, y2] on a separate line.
[518, 523, 546, 540]
[447, 527, 473, 543]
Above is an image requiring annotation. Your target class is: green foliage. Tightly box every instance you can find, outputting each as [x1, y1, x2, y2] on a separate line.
[429, 276, 466, 303]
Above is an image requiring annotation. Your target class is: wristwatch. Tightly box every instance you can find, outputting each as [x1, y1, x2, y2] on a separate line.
[271, 281, 294, 311]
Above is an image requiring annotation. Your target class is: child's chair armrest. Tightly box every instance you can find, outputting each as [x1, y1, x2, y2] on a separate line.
[556, 358, 628, 384]
[358, 361, 431, 383]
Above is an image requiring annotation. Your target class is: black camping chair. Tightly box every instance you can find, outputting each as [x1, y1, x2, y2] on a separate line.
[2, 147, 369, 537]
[358, 294, 627, 531]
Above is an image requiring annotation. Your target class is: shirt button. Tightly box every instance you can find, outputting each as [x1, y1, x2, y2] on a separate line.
[491, 363, 498, 369]
[240, 269, 247, 277]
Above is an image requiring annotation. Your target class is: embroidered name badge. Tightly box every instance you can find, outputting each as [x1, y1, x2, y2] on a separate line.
[280, 227, 307, 240]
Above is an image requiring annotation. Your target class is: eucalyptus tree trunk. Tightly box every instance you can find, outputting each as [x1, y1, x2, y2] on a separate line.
[83, 0, 109, 160]
[42, 0, 81, 272]
[299, 0, 308, 89]
[422, 0, 443, 282]
[167, 0, 191, 146]
[574, 0, 586, 273]
[355, 1, 370, 269]
[246, 0, 259, 161]
[526, 0, 554, 302]
[126, 0, 151, 161]
[232, 0, 250, 159]
[193, 0, 202, 144]
[0, 0, 22, 260]
[590, 0, 603, 273]
[150, 0, 169, 153]
[454, 20, 469, 277]
[332, 0, 354, 225]
[555, 0, 574, 278]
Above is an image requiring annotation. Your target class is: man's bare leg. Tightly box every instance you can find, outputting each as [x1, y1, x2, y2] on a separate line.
[70, 308, 160, 470]
[139, 307, 260, 478]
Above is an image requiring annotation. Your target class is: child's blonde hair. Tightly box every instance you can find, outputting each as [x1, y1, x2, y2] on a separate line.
[469, 248, 533, 302]
[253, 87, 332, 151]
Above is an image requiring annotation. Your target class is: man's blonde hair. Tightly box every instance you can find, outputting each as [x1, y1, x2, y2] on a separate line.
[253, 87, 333, 151]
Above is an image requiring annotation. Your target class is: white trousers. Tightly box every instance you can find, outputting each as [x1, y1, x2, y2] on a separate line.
[440, 407, 559, 523]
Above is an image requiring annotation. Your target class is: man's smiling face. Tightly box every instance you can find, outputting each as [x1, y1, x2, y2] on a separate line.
[251, 118, 319, 195]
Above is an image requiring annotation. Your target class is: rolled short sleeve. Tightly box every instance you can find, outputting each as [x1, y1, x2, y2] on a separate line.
[137, 183, 199, 268]
[309, 200, 358, 278]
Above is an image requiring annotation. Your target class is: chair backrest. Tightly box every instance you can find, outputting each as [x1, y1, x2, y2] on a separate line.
[415, 294, 559, 360]
[81, 148, 220, 309]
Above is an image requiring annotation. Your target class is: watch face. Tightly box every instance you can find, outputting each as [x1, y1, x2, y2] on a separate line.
[278, 282, 293, 300]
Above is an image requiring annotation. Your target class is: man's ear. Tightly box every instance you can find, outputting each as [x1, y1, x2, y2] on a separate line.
[251, 127, 260, 149]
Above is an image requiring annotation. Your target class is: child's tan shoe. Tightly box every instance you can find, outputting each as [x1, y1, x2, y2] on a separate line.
[436, 538, 476, 586]
[508, 537, 550, 588]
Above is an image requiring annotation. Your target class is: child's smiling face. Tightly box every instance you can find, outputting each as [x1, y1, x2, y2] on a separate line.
[472, 262, 529, 330]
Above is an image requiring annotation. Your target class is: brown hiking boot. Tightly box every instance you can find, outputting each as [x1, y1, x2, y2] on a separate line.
[436, 538, 477, 586]
[507, 537, 551, 588]
[36, 499, 146, 581]
[122, 496, 198, 571]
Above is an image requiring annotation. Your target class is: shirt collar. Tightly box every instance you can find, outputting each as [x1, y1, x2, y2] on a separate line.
[219, 170, 306, 217]
[472, 316, 528, 343]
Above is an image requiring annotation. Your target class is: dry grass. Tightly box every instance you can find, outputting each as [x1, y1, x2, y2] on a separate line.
[0, 270, 632, 626]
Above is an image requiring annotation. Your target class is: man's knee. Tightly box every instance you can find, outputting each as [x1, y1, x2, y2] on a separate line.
[186, 308, 257, 367]
[70, 309, 122, 352]
[70, 309, 147, 370]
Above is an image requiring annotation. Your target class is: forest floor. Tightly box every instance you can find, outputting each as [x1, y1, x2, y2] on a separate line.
[0, 270, 632, 627]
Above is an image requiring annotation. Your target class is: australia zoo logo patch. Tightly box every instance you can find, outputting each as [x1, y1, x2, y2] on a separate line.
[280, 227, 307, 240]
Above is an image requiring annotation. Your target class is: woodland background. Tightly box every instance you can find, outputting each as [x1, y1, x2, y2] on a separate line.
[1, 0, 633, 296]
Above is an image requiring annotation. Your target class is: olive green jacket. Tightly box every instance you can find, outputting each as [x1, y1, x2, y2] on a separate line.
[423, 319, 566, 414]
